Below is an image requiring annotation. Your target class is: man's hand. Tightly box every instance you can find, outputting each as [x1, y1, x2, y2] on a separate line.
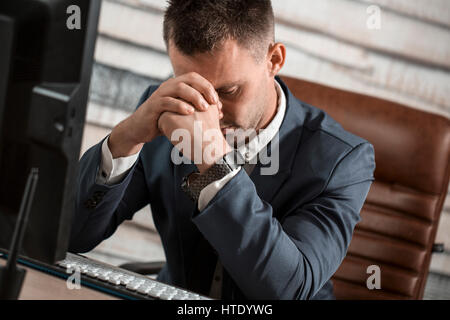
[158, 105, 232, 174]
[108, 72, 222, 158]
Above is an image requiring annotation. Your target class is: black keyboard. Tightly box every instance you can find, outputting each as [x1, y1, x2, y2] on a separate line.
[0, 251, 211, 300]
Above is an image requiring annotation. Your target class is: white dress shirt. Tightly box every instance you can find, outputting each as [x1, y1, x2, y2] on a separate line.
[97, 79, 286, 212]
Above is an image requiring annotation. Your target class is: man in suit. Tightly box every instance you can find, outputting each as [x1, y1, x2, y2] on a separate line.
[69, 0, 375, 299]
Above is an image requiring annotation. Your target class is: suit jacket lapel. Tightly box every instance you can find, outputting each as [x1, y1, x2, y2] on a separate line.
[249, 77, 306, 204]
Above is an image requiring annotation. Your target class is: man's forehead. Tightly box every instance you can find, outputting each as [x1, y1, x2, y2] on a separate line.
[168, 40, 254, 88]
[172, 65, 247, 90]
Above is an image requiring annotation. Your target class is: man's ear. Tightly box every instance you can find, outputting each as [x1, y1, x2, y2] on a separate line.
[267, 42, 286, 77]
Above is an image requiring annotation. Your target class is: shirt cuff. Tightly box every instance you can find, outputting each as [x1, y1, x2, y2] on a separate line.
[96, 136, 140, 185]
[197, 167, 241, 211]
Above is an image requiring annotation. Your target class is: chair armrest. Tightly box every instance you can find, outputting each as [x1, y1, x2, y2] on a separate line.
[119, 261, 166, 275]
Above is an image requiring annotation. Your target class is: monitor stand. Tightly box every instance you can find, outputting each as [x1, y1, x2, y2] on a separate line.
[0, 168, 38, 299]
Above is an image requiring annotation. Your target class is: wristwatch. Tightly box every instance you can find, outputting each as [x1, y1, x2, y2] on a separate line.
[181, 149, 245, 202]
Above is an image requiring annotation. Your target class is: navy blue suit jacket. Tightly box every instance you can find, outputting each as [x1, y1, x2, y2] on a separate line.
[69, 77, 375, 300]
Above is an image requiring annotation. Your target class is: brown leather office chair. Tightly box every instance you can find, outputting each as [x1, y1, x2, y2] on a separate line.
[282, 76, 450, 299]
[121, 76, 450, 300]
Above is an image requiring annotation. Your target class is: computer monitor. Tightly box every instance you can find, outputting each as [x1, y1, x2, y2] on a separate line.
[0, 0, 100, 264]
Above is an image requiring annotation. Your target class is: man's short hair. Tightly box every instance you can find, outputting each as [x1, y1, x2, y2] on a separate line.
[163, 0, 275, 61]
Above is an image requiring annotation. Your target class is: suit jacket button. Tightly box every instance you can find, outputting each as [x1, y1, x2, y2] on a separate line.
[92, 192, 103, 202]
[84, 199, 92, 208]
[93, 191, 105, 202]
[84, 199, 97, 209]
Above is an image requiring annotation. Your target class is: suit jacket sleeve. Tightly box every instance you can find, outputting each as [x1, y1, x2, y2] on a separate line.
[191, 142, 376, 300]
[68, 85, 156, 253]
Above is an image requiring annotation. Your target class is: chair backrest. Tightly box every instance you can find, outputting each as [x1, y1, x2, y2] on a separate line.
[281, 76, 450, 299]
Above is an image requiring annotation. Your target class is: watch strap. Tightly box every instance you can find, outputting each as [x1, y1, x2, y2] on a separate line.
[181, 150, 244, 202]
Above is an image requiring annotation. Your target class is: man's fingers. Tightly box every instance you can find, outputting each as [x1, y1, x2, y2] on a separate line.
[159, 72, 219, 112]
[180, 72, 219, 106]
[162, 82, 210, 111]
[178, 82, 210, 111]
[157, 111, 166, 133]
[158, 96, 195, 115]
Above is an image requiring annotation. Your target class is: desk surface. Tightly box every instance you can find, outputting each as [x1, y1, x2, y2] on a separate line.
[0, 259, 118, 300]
